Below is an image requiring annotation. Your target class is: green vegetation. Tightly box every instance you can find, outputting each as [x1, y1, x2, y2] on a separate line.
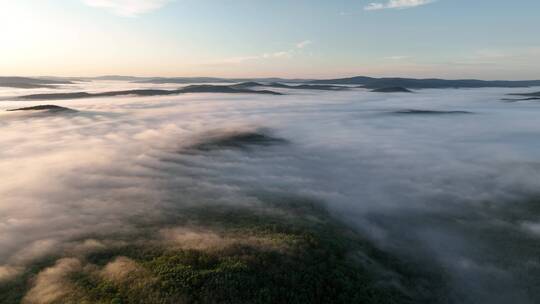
[0, 196, 447, 303]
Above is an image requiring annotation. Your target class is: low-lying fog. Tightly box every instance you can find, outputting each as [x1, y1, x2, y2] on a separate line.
[1, 82, 540, 303]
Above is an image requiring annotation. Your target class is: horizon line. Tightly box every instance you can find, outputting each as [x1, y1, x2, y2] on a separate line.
[2, 74, 540, 82]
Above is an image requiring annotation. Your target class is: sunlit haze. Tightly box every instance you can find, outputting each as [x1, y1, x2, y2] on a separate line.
[1, 0, 540, 79]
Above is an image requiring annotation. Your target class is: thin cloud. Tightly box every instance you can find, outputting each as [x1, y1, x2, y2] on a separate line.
[365, 0, 436, 11]
[206, 41, 312, 65]
[220, 51, 291, 64]
[82, 0, 173, 17]
[296, 40, 312, 49]
[385, 55, 410, 60]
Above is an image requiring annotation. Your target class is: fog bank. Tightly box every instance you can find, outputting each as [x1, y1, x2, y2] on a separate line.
[1, 83, 540, 303]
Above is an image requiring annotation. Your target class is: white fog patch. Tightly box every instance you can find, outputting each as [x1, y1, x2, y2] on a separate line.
[1, 82, 540, 302]
[101, 256, 150, 283]
[22, 258, 82, 304]
[0, 265, 22, 283]
[522, 222, 540, 236]
[160, 226, 290, 252]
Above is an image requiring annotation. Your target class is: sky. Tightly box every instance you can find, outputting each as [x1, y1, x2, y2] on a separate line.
[0, 0, 539, 79]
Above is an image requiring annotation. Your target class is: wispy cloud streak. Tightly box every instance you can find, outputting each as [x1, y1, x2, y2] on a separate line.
[82, 0, 173, 17]
[205, 40, 313, 65]
[365, 0, 435, 11]
[296, 40, 312, 49]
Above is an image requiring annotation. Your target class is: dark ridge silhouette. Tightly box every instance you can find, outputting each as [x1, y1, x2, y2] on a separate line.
[232, 82, 347, 91]
[6, 105, 76, 113]
[311, 76, 374, 85]
[190, 131, 288, 151]
[180, 84, 282, 95]
[100, 89, 177, 96]
[501, 91, 540, 102]
[134, 77, 312, 84]
[371, 87, 413, 93]
[17, 85, 282, 100]
[265, 82, 296, 88]
[310, 76, 540, 89]
[501, 97, 540, 102]
[88, 75, 147, 81]
[231, 82, 264, 88]
[0, 76, 73, 89]
[20, 92, 94, 100]
[269, 82, 347, 90]
[508, 91, 540, 97]
[37, 76, 88, 82]
[393, 109, 473, 115]
[0, 83, 56, 89]
[137, 77, 237, 84]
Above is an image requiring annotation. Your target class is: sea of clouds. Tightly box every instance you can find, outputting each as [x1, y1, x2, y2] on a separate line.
[1, 82, 540, 303]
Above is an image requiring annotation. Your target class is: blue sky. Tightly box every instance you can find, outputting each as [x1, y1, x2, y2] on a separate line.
[1, 0, 539, 79]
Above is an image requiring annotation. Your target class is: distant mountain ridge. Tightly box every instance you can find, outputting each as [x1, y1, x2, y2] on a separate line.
[309, 76, 540, 89]
[124, 76, 540, 89]
[509, 91, 540, 97]
[232, 82, 347, 91]
[371, 87, 413, 93]
[134, 77, 313, 84]
[0, 76, 73, 89]
[16, 84, 282, 101]
[3, 75, 540, 90]
[502, 90, 540, 102]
